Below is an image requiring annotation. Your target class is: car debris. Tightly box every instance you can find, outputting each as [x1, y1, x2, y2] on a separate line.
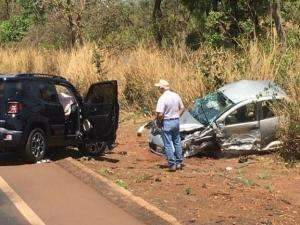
[139, 80, 287, 157]
[225, 166, 233, 171]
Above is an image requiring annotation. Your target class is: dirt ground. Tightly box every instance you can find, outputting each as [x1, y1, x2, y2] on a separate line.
[80, 121, 300, 225]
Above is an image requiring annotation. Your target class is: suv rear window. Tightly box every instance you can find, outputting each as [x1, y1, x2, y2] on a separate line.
[39, 83, 59, 103]
[0, 81, 24, 100]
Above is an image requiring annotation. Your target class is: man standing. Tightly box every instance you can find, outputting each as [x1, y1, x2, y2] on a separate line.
[155, 79, 185, 171]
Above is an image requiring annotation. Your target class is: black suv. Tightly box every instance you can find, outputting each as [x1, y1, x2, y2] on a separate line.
[0, 73, 119, 163]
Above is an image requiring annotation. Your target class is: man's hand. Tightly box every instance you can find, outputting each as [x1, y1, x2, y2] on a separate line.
[156, 112, 164, 121]
[156, 112, 164, 128]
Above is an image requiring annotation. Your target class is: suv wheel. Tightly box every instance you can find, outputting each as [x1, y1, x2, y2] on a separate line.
[79, 141, 107, 156]
[23, 128, 47, 163]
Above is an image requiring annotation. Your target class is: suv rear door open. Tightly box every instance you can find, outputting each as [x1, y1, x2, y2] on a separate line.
[84, 81, 119, 143]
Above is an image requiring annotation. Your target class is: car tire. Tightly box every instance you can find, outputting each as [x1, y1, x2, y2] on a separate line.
[23, 128, 47, 163]
[79, 141, 107, 156]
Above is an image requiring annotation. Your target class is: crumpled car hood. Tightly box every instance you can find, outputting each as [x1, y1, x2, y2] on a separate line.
[146, 111, 208, 157]
[179, 111, 205, 132]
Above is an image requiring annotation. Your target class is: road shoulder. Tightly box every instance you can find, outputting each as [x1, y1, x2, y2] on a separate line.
[56, 157, 181, 225]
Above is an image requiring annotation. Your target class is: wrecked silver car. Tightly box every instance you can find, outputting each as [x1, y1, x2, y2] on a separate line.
[140, 80, 287, 157]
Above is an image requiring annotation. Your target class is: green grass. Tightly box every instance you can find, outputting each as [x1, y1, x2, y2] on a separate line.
[135, 174, 152, 183]
[264, 184, 274, 192]
[116, 179, 128, 189]
[99, 168, 109, 176]
[237, 170, 255, 187]
[258, 171, 270, 180]
[185, 187, 192, 195]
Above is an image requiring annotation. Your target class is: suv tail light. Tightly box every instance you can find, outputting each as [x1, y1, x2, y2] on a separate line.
[7, 102, 22, 114]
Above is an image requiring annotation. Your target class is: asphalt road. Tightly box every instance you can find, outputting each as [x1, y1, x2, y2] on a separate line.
[0, 153, 145, 225]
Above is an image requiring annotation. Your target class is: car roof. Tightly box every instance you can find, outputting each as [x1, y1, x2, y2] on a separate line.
[0, 73, 67, 82]
[218, 80, 287, 104]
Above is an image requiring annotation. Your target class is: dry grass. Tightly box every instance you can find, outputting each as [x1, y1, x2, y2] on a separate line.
[0, 42, 298, 109]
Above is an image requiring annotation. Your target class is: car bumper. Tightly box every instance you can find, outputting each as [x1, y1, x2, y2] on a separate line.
[0, 128, 23, 149]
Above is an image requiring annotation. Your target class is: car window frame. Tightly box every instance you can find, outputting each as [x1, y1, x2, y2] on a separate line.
[259, 99, 279, 120]
[55, 84, 78, 102]
[224, 102, 259, 126]
[38, 81, 60, 104]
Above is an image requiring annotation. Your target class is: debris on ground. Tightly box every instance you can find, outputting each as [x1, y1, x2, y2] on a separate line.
[238, 156, 249, 163]
[225, 166, 233, 171]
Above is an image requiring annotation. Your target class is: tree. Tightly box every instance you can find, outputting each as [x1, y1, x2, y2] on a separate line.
[271, 0, 286, 48]
[0, 0, 43, 42]
[44, 0, 86, 47]
[2, 0, 11, 19]
[153, 0, 163, 47]
[181, 0, 271, 46]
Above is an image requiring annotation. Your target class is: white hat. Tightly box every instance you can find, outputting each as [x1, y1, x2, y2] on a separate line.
[154, 79, 170, 89]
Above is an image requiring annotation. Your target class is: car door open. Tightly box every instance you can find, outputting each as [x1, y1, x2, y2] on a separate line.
[84, 81, 119, 143]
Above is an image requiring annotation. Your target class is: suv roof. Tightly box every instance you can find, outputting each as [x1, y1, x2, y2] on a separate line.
[0, 73, 67, 82]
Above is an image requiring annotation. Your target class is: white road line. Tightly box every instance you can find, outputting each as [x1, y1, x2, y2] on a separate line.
[0, 176, 46, 225]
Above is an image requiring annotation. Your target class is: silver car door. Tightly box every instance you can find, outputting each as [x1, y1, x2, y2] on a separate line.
[217, 102, 261, 151]
[259, 100, 279, 147]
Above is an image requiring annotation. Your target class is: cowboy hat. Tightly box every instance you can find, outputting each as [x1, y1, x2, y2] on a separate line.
[154, 79, 170, 89]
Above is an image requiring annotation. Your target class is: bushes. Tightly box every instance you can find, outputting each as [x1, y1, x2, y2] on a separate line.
[278, 101, 300, 162]
[0, 15, 31, 42]
[276, 57, 300, 162]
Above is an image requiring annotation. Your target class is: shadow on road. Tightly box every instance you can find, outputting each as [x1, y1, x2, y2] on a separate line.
[0, 152, 24, 166]
[0, 146, 120, 166]
[0, 147, 80, 166]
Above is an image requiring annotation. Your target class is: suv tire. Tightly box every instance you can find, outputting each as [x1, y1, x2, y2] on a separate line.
[23, 128, 47, 163]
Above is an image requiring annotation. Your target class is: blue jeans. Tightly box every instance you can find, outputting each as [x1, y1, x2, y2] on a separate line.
[161, 119, 183, 168]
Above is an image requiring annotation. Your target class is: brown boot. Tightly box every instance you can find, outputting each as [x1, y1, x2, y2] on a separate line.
[168, 165, 176, 172]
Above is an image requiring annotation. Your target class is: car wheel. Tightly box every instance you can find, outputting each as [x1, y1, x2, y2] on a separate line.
[79, 141, 107, 156]
[23, 128, 47, 163]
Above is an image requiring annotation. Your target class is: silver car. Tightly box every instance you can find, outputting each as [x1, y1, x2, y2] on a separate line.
[143, 80, 287, 157]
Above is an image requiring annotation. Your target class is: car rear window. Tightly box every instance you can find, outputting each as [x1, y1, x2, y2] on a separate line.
[0, 81, 24, 100]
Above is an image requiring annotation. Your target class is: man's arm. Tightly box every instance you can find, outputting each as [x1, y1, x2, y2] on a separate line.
[155, 97, 165, 127]
[156, 112, 164, 121]
[179, 106, 185, 117]
[178, 97, 185, 116]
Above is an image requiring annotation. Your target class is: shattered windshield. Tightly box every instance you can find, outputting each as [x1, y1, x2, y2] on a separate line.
[189, 91, 234, 125]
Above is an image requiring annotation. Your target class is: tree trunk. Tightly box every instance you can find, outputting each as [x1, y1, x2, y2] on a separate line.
[271, 0, 286, 48]
[4, 0, 10, 19]
[211, 0, 219, 11]
[249, 0, 260, 40]
[153, 0, 163, 47]
[228, 0, 239, 37]
[74, 0, 86, 46]
[67, 14, 76, 47]
[75, 12, 84, 46]
[66, 0, 76, 47]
